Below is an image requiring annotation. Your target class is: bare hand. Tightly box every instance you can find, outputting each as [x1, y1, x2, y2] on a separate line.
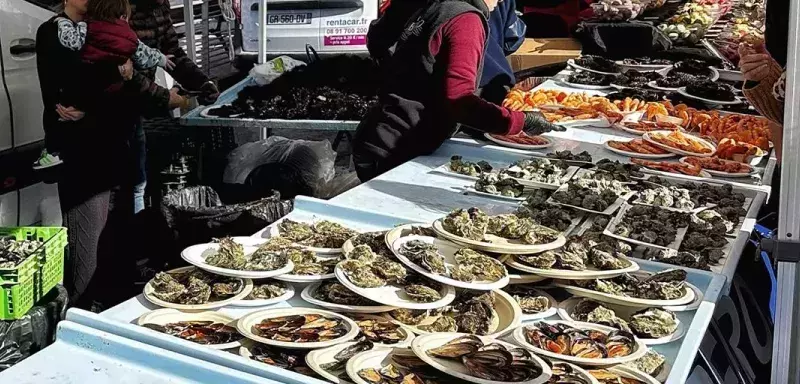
[56, 104, 85, 121]
[165, 55, 176, 71]
[168, 87, 186, 109]
[119, 59, 134, 80]
[738, 45, 775, 82]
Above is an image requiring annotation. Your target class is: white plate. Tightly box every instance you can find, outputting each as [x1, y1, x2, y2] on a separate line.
[136, 308, 242, 350]
[231, 281, 295, 307]
[553, 279, 697, 308]
[430, 164, 481, 181]
[511, 288, 559, 322]
[616, 62, 673, 72]
[512, 320, 648, 366]
[350, 314, 416, 348]
[386, 289, 522, 338]
[559, 80, 613, 90]
[603, 140, 677, 159]
[384, 224, 434, 253]
[431, 219, 567, 255]
[510, 166, 581, 191]
[667, 66, 719, 81]
[411, 333, 552, 384]
[503, 253, 640, 280]
[552, 362, 600, 384]
[266, 224, 344, 255]
[200, 104, 244, 118]
[334, 263, 456, 310]
[507, 271, 548, 284]
[642, 130, 717, 158]
[555, 117, 611, 128]
[716, 68, 744, 82]
[614, 121, 681, 136]
[345, 348, 421, 384]
[236, 307, 360, 349]
[391, 236, 510, 290]
[678, 157, 757, 178]
[557, 297, 687, 345]
[602, 366, 661, 384]
[181, 240, 295, 279]
[462, 186, 527, 202]
[646, 80, 680, 92]
[568, 59, 620, 75]
[301, 282, 398, 313]
[306, 341, 364, 384]
[484, 132, 553, 150]
[143, 266, 254, 310]
[676, 87, 744, 106]
[639, 166, 713, 179]
[603, 203, 688, 250]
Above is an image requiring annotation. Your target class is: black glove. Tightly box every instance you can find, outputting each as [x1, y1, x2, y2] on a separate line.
[522, 111, 566, 135]
[198, 81, 220, 106]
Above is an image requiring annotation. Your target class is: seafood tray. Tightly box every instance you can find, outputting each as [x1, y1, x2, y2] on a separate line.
[604, 203, 690, 251]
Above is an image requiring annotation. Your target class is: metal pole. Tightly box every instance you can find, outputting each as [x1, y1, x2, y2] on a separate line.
[202, 0, 209, 75]
[183, 0, 196, 62]
[772, 0, 800, 380]
[257, 0, 268, 64]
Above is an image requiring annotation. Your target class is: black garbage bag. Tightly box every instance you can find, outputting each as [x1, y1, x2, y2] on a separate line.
[575, 21, 672, 59]
[160, 186, 293, 250]
[0, 285, 68, 372]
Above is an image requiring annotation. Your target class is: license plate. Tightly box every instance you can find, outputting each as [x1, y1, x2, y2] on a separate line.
[267, 13, 312, 25]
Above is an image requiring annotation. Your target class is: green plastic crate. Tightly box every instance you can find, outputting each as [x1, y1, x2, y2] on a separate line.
[0, 227, 67, 319]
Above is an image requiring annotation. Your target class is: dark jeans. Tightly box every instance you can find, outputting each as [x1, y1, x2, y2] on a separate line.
[60, 180, 134, 309]
[132, 120, 147, 213]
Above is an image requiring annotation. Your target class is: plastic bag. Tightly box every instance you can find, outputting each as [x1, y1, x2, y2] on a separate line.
[0, 285, 68, 372]
[160, 186, 293, 249]
[249, 56, 307, 85]
[223, 136, 336, 199]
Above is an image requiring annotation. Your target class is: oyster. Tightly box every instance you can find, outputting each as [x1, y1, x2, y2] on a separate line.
[179, 276, 212, 304]
[504, 286, 550, 314]
[442, 208, 489, 241]
[517, 252, 557, 269]
[349, 231, 393, 258]
[278, 220, 357, 248]
[450, 265, 477, 282]
[613, 206, 688, 247]
[449, 155, 492, 177]
[570, 299, 631, 332]
[500, 158, 567, 185]
[348, 244, 379, 263]
[624, 349, 666, 376]
[588, 247, 629, 270]
[390, 309, 429, 325]
[418, 316, 457, 333]
[372, 257, 408, 284]
[340, 259, 386, 288]
[0, 238, 43, 268]
[246, 248, 288, 271]
[150, 272, 187, 302]
[629, 308, 678, 338]
[399, 240, 447, 275]
[212, 279, 243, 297]
[205, 237, 247, 270]
[475, 173, 524, 197]
[277, 220, 314, 242]
[259, 236, 294, 252]
[453, 248, 506, 282]
[404, 284, 442, 303]
[247, 281, 286, 300]
[553, 177, 630, 211]
[313, 281, 375, 306]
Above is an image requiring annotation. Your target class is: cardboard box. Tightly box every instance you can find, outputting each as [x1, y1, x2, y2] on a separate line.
[507, 38, 582, 72]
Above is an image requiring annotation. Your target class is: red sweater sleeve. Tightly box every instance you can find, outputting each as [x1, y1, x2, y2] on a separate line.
[430, 13, 524, 136]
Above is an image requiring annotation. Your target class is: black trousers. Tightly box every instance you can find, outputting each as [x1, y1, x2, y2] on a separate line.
[60, 180, 134, 309]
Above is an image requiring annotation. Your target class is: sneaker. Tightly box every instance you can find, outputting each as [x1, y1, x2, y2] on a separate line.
[33, 150, 63, 170]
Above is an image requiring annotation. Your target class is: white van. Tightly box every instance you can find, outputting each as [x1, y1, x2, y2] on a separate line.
[0, 0, 61, 226]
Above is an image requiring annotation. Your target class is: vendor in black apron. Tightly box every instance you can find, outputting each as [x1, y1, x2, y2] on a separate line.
[352, 0, 564, 182]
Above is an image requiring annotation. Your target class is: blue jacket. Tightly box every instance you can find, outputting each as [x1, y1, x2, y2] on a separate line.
[480, 0, 526, 104]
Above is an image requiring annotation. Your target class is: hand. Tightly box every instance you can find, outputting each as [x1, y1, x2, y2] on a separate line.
[198, 81, 220, 105]
[738, 45, 776, 82]
[522, 111, 565, 135]
[168, 87, 187, 109]
[118, 59, 134, 80]
[165, 55, 176, 71]
[56, 104, 85, 121]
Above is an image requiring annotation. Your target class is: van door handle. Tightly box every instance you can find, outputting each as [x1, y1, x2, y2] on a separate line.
[10, 40, 36, 56]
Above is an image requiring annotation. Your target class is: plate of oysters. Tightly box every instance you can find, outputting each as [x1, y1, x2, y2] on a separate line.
[558, 298, 686, 345]
[237, 308, 360, 349]
[231, 279, 294, 307]
[266, 219, 358, 255]
[345, 347, 457, 384]
[306, 340, 375, 384]
[182, 237, 295, 279]
[143, 266, 253, 310]
[391, 236, 510, 290]
[342, 230, 399, 259]
[385, 289, 521, 338]
[412, 333, 552, 384]
[502, 235, 640, 280]
[502, 285, 558, 322]
[432, 208, 566, 255]
[301, 281, 398, 313]
[137, 308, 243, 350]
[512, 320, 648, 366]
[552, 269, 699, 308]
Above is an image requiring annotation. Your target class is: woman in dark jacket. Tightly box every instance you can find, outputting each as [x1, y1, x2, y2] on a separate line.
[35, 0, 178, 309]
[480, 0, 526, 104]
[353, 0, 562, 181]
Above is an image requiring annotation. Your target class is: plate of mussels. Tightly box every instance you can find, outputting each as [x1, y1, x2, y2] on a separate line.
[391, 236, 510, 291]
[557, 298, 687, 345]
[231, 279, 295, 307]
[182, 237, 295, 279]
[568, 56, 621, 75]
[237, 308, 361, 349]
[137, 308, 243, 350]
[301, 281, 398, 313]
[548, 362, 598, 384]
[677, 84, 743, 106]
[385, 289, 522, 338]
[561, 72, 614, 90]
[512, 320, 648, 366]
[552, 268, 698, 308]
[334, 244, 457, 310]
[143, 266, 254, 310]
[411, 333, 553, 384]
[431, 208, 567, 255]
[306, 340, 376, 384]
[266, 219, 359, 255]
[345, 348, 456, 384]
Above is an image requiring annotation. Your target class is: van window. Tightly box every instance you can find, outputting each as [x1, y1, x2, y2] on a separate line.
[23, 0, 63, 12]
